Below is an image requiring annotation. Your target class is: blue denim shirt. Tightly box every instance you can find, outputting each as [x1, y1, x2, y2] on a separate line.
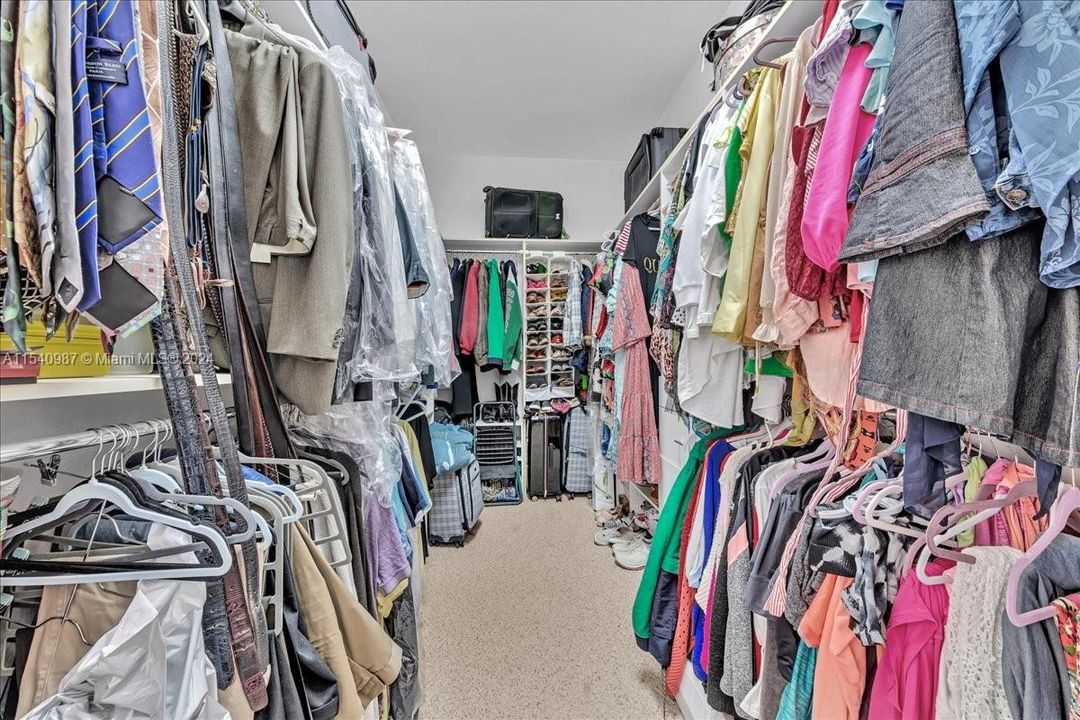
[955, 0, 1080, 288]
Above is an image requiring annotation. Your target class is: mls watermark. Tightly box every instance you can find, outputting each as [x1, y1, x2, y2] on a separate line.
[0, 351, 212, 367]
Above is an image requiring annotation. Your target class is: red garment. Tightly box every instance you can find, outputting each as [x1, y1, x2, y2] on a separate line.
[613, 263, 661, 485]
[458, 261, 481, 354]
[665, 476, 704, 696]
[820, 0, 840, 42]
[784, 124, 829, 300]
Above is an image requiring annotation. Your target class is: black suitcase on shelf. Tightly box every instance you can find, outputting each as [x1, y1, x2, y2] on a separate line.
[623, 127, 688, 210]
[527, 417, 563, 500]
[483, 186, 563, 238]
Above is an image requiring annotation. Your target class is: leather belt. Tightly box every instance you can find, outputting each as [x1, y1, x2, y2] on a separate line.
[155, 2, 269, 708]
[203, 0, 293, 460]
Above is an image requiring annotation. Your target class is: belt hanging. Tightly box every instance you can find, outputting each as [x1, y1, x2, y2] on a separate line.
[202, 0, 293, 459]
[157, 2, 269, 708]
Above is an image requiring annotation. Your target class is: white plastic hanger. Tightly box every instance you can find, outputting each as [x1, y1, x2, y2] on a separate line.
[1, 482, 233, 586]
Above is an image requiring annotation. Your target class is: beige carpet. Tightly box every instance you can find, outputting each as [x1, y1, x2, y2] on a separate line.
[420, 497, 675, 720]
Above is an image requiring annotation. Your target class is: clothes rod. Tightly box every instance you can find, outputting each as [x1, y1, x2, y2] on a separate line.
[0, 409, 235, 465]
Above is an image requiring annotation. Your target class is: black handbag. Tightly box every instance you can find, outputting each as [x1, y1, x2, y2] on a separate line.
[483, 186, 563, 238]
[624, 128, 687, 210]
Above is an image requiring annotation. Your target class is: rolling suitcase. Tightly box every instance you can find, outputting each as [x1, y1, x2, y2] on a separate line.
[562, 408, 592, 495]
[527, 416, 563, 500]
[429, 459, 485, 546]
[623, 128, 687, 210]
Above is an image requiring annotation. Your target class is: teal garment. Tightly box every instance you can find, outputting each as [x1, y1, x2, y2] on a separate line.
[632, 429, 730, 641]
[853, 0, 899, 112]
[498, 266, 520, 371]
[391, 482, 413, 559]
[776, 640, 817, 720]
[485, 260, 505, 364]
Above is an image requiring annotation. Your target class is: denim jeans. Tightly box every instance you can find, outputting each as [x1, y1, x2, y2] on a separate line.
[858, 222, 1080, 469]
[838, 0, 990, 263]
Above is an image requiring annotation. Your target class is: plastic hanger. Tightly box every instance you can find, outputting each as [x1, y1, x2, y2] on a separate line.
[0, 482, 233, 585]
[1006, 486, 1080, 626]
[216, 449, 348, 563]
[146, 420, 185, 483]
[130, 421, 183, 493]
[770, 440, 835, 497]
[913, 479, 1037, 584]
[851, 477, 896, 524]
[752, 35, 797, 70]
[864, 483, 927, 540]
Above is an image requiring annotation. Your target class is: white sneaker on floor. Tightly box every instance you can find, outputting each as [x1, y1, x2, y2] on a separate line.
[613, 537, 649, 570]
[593, 523, 636, 546]
[611, 533, 646, 552]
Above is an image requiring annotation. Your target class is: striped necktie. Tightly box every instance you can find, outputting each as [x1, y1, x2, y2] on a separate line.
[74, 0, 165, 334]
[70, 0, 101, 312]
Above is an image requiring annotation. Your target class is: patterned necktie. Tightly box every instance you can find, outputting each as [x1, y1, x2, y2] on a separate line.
[75, 0, 165, 335]
[70, 0, 101, 312]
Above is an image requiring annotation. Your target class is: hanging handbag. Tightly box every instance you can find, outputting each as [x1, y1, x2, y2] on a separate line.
[700, 0, 785, 91]
[483, 186, 564, 238]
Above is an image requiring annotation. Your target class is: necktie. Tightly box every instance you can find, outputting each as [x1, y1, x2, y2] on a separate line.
[14, 1, 54, 295]
[0, 0, 28, 350]
[50, 1, 85, 313]
[76, 0, 165, 335]
[70, 0, 102, 312]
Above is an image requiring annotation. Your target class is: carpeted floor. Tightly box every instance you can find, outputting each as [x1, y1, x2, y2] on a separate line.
[420, 497, 675, 720]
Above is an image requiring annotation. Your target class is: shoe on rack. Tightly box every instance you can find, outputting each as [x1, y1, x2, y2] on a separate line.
[593, 522, 636, 546]
[613, 537, 650, 570]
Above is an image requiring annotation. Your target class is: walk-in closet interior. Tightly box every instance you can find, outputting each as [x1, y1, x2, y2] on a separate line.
[0, 0, 1078, 718]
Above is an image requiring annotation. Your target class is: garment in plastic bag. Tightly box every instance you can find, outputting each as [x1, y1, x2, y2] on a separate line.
[323, 46, 417, 383]
[389, 136, 456, 388]
[22, 526, 227, 720]
[289, 400, 402, 509]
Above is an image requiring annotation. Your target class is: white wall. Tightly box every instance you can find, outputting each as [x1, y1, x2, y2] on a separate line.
[659, 59, 715, 129]
[417, 49, 717, 244]
[421, 152, 625, 242]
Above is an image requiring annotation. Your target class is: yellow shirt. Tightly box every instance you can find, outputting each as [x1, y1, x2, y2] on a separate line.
[712, 67, 781, 341]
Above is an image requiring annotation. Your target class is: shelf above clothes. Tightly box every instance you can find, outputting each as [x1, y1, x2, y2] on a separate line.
[0, 373, 233, 404]
[443, 237, 602, 254]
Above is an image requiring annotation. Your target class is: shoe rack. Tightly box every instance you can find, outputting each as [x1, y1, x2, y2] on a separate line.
[445, 240, 600, 493]
[524, 252, 577, 403]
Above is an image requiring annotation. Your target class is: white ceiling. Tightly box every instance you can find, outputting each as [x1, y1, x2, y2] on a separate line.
[348, 1, 742, 162]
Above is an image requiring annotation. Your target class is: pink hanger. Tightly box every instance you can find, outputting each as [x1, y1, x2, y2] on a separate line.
[928, 479, 1038, 559]
[1006, 486, 1080, 627]
[914, 479, 1036, 584]
[769, 442, 835, 497]
[902, 472, 1036, 577]
[851, 478, 893, 524]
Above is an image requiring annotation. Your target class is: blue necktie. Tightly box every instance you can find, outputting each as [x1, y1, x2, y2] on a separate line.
[70, 0, 101, 311]
[73, 0, 163, 309]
